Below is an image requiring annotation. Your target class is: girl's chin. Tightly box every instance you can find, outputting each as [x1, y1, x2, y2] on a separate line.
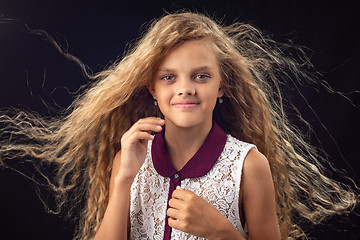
[164, 118, 212, 130]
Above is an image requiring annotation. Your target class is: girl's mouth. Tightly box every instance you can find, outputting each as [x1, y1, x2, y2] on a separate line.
[172, 102, 200, 109]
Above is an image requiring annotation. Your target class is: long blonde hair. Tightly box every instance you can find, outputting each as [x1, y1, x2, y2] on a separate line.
[0, 11, 358, 239]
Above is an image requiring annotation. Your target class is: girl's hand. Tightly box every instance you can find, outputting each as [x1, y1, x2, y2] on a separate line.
[115, 117, 165, 184]
[97, 117, 164, 240]
[167, 186, 243, 240]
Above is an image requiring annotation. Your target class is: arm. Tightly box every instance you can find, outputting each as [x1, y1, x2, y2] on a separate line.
[94, 151, 132, 240]
[241, 148, 281, 240]
[94, 117, 165, 240]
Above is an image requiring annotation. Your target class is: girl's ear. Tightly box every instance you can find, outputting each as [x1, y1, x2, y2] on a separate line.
[217, 86, 224, 98]
[147, 84, 156, 99]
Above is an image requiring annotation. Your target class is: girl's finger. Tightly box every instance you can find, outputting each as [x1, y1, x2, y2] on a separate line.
[128, 119, 164, 135]
[128, 124, 162, 137]
[168, 217, 182, 230]
[166, 207, 181, 220]
[172, 187, 192, 201]
[168, 198, 183, 209]
[121, 131, 152, 150]
[136, 117, 165, 127]
[132, 131, 155, 141]
[122, 118, 165, 144]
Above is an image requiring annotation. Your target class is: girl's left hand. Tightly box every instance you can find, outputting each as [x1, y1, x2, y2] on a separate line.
[167, 186, 242, 240]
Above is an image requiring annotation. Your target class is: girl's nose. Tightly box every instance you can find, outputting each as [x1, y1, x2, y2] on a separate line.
[177, 78, 196, 96]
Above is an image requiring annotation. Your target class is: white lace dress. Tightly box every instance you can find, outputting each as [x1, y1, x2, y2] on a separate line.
[130, 134, 255, 240]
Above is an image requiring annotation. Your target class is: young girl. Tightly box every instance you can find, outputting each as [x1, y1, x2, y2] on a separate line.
[0, 12, 358, 239]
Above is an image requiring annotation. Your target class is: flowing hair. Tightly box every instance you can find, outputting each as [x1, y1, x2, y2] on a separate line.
[0, 11, 358, 239]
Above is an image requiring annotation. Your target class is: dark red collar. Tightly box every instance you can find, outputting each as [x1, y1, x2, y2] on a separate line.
[151, 122, 227, 179]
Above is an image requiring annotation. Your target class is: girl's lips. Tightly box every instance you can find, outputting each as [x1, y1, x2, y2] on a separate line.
[172, 102, 200, 109]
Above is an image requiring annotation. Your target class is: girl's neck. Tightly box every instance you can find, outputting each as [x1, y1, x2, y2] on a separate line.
[164, 120, 212, 171]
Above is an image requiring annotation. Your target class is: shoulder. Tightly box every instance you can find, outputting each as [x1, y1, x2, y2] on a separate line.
[241, 148, 273, 196]
[243, 148, 271, 179]
[241, 147, 275, 208]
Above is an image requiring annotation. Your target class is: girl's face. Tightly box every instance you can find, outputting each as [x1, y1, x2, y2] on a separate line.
[149, 39, 223, 130]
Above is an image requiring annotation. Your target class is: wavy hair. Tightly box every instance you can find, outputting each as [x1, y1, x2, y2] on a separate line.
[0, 12, 358, 239]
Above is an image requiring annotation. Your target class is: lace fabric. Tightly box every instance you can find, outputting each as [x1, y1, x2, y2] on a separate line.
[130, 135, 255, 239]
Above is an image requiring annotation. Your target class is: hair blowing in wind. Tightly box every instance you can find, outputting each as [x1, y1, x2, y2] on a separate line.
[0, 12, 358, 239]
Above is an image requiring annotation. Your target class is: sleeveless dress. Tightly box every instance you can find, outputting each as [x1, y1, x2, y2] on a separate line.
[130, 123, 255, 240]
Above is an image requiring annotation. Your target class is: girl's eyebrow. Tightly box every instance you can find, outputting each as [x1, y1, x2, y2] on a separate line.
[192, 66, 215, 72]
[157, 66, 215, 73]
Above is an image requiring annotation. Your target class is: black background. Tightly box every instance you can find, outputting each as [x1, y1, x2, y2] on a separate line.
[0, 0, 359, 239]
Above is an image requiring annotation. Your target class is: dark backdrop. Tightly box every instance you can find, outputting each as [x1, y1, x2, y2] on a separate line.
[0, 0, 359, 239]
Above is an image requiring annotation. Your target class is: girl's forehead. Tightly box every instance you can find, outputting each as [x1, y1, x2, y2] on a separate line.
[158, 39, 218, 69]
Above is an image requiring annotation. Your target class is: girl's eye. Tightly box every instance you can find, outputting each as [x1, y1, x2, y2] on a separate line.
[160, 75, 175, 81]
[194, 74, 211, 81]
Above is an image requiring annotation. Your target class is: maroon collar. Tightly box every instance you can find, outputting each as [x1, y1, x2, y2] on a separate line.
[151, 122, 227, 179]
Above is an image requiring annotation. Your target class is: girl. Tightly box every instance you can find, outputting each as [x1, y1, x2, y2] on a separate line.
[96, 39, 280, 239]
[0, 12, 358, 239]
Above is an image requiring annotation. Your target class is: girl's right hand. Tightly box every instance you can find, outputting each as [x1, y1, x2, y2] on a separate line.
[115, 117, 165, 184]
[97, 117, 164, 240]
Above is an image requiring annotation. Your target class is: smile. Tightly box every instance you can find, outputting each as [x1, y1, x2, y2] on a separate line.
[172, 102, 200, 109]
